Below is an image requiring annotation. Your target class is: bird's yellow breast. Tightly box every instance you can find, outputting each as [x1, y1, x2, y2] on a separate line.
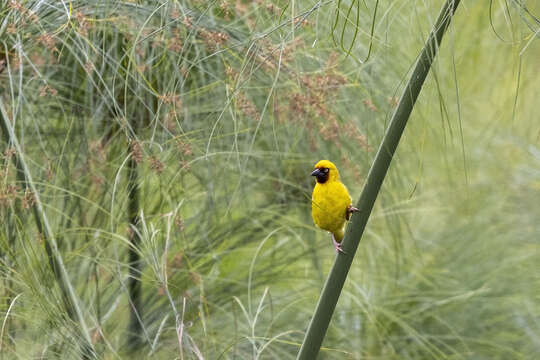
[312, 180, 352, 236]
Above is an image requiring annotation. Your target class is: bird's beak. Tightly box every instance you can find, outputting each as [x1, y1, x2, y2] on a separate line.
[311, 168, 321, 177]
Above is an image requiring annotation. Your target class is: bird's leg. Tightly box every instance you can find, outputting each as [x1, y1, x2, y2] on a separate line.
[346, 205, 360, 220]
[332, 234, 346, 254]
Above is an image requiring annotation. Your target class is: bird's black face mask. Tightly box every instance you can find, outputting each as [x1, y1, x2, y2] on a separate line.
[311, 167, 329, 184]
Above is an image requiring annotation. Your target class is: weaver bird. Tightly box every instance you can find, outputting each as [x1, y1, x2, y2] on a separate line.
[311, 160, 358, 253]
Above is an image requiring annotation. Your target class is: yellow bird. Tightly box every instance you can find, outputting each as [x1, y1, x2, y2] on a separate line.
[311, 160, 358, 253]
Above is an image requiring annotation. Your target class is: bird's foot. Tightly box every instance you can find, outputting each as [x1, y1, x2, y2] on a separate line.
[346, 205, 360, 220]
[332, 235, 346, 254]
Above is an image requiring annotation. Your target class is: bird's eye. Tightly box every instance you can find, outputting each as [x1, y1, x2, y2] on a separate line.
[322, 168, 329, 174]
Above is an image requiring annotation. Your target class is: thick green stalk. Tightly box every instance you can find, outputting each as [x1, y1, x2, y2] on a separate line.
[112, 29, 144, 348]
[0, 99, 96, 358]
[127, 139, 143, 348]
[297, 0, 461, 358]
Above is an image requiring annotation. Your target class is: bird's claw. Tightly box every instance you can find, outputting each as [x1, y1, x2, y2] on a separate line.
[348, 205, 359, 212]
[346, 205, 359, 220]
[332, 235, 346, 254]
[334, 243, 346, 254]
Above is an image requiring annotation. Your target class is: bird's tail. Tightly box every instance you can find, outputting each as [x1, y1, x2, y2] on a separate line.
[333, 228, 345, 243]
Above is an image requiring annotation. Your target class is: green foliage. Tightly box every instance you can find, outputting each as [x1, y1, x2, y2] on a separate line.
[0, 0, 538, 359]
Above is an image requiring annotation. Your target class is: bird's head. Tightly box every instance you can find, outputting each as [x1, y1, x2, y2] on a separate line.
[311, 160, 340, 184]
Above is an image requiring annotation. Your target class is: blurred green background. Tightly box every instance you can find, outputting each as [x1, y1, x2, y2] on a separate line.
[0, 0, 538, 358]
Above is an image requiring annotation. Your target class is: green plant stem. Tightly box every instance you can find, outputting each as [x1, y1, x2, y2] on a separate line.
[0, 99, 95, 358]
[297, 0, 462, 358]
[127, 140, 143, 348]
